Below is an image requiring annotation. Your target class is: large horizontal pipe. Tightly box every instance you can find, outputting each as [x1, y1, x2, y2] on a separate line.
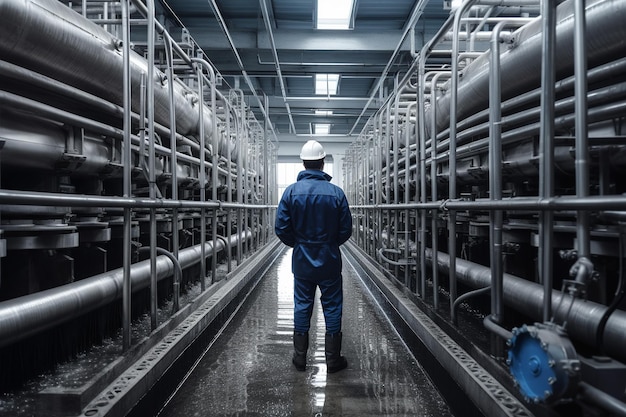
[0, 188, 270, 210]
[425, 248, 626, 362]
[427, 0, 626, 136]
[0, 231, 251, 348]
[0, 0, 238, 160]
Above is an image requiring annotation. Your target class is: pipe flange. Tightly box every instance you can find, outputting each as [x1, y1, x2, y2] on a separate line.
[507, 322, 580, 404]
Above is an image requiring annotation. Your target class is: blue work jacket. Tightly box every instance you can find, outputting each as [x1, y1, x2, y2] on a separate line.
[275, 169, 352, 280]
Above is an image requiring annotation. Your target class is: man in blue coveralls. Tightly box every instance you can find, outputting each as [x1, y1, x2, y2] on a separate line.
[275, 140, 352, 373]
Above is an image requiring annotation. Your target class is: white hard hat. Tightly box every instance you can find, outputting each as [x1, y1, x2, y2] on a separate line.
[299, 140, 326, 161]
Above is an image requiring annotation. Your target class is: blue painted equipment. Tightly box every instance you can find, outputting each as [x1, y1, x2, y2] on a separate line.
[507, 322, 580, 404]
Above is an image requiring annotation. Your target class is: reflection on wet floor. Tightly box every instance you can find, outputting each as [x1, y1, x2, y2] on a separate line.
[158, 248, 453, 417]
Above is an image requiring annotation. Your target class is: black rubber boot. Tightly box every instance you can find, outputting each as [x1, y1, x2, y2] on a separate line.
[292, 331, 309, 371]
[325, 332, 348, 373]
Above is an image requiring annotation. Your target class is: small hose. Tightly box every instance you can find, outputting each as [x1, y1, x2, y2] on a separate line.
[596, 232, 626, 354]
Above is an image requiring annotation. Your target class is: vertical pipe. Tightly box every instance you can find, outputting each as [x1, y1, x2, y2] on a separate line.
[225, 100, 234, 273]
[418, 58, 428, 299]
[383, 102, 388, 261]
[210, 66, 219, 284]
[488, 21, 507, 359]
[121, 0, 132, 351]
[196, 64, 207, 290]
[392, 87, 400, 280]
[418, 92, 427, 298]
[574, 0, 590, 260]
[243, 117, 250, 256]
[448, 0, 478, 314]
[146, 0, 158, 330]
[264, 94, 270, 247]
[235, 90, 244, 265]
[406, 102, 417, 292]
[164, 34, 180, 312]
[364, 135, 370, 256]
[428, 72, 450, 305]
[417, 70, 428, 299]
[539, 0, 557, 321]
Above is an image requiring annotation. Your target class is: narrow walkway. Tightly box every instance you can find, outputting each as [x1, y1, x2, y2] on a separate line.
[158, 248, 453, 417]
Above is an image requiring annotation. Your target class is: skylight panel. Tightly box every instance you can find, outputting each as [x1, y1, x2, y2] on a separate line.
[314, 124, 331, 135]
[315, 74, 339, 95]
[316, 0, 354, 30]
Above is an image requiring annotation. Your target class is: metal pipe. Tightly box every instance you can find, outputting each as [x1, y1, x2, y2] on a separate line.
[483, 313, 513, 340]
[448, 0, 479, 314]
[121, 0, 132, 352]
[225, 87, 233, 272]
[392, 84, 400, 281]
[348, 0, 430, 135]
[405, 102, 418, 293]
[574, 0, 590, 260]
[163, 31, 181, 321]
[426, 248, 626, 362]
[196, 63, 207, 291]
[259, 0, 296, 134]
[489, 20, 528, 357]
[211, 62, 219, 282]
[0, 232, 250, 349]
[205, 0, 278, 140]
[579, 382, 626, 417]
[350, 194, 626, 212]
[429, 72, 451, 301]
[0, 188, 274, 210]
[451, 286, 491, 324]
[138, 247, 183, 312]
[539, 0, 557, 322]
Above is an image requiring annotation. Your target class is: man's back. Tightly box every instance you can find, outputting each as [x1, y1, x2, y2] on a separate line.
[275, 169, 352, 279]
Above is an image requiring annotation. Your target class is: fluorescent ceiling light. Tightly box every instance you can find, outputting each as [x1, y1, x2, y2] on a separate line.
[314, 124, 331, 135]
[317, 0, 354, 30]
[315, 74, 339, 95]
[315, 110, 333, 116]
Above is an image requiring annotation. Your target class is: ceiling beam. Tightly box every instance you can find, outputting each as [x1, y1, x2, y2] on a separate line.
[183, 28, 414, 51]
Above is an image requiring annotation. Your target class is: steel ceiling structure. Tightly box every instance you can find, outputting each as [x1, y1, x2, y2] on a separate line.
[158, 0, 450, 138]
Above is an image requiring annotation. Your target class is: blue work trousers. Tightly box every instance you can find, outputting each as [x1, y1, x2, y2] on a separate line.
[294, 274, 343, 334]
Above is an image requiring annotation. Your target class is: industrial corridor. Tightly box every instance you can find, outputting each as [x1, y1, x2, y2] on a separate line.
[158, 248, 452, 417]
[2, 0, 626, 416]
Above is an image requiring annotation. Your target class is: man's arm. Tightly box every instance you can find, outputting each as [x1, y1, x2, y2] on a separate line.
[275, 193, 296, 247]
[337, 194, 352, 245]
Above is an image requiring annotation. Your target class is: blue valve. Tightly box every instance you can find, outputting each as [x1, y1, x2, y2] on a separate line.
[507, 323, 580, 404]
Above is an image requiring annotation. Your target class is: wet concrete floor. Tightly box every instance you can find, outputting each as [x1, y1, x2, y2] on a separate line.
[158, 248, 453, 417]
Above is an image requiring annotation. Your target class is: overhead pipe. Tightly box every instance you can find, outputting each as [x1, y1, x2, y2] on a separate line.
[0, 231, 251, 349]
[205, 0, 279, 141]
[259, 0, 297, 134]
[348, 0, 430, 135]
